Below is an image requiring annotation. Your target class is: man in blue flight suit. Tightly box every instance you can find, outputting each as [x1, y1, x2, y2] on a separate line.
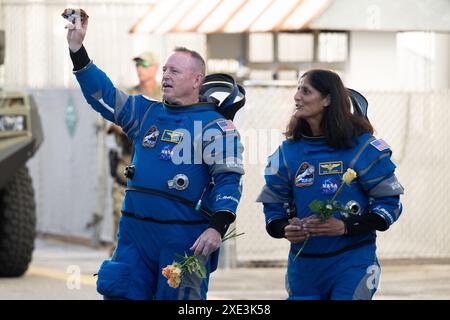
[66, 14, 244, 300]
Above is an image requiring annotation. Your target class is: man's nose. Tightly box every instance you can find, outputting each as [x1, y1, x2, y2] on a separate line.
[162, 72, 170, 81]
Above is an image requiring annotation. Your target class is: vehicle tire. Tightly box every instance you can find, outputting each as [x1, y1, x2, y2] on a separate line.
[0, 166, 36, 277]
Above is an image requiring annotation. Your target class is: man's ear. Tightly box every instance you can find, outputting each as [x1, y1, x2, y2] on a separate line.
[193, 73, 205, 90]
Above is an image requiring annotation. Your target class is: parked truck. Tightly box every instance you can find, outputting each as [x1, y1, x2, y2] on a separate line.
[0, 29, 44, 276]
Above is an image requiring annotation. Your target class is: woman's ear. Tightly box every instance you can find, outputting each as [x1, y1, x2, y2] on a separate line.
[323, 94, 331, 107]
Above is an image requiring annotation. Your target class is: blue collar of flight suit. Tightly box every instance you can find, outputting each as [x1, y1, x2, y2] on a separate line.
[294, 135, 335, 154]
[163, 102, 218, 114]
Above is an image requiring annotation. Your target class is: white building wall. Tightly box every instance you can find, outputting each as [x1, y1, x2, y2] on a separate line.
[348, 31, 450, 91]
[347, 31, 398, 91]
[433, 33, 450, 89]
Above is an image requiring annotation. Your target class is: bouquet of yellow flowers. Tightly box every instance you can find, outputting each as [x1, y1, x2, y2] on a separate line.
[293, 168, 357, 260]
[162, 227, 244, 288]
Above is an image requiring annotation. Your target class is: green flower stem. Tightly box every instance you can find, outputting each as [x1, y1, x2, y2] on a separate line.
[179, 254, 200, 268]
[293, 235, 310, 261]
[330, 182, 345, 202]
[172, 229, 246, 281]
[224, 227, 236, 237]
[294, 172, 355, 261]
[222, 232, 245, 242]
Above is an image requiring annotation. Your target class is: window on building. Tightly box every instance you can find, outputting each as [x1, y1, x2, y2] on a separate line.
[249, 33, 274, 62]
[278, 32, 314, 62]
[318, 32, 348, 62]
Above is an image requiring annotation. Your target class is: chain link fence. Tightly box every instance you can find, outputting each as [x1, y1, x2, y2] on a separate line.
[232, 85, 450, 265]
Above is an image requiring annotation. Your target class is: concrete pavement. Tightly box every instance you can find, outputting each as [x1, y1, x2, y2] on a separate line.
[1, 238, 450, 300]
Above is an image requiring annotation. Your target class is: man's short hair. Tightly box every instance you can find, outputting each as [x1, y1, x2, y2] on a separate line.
[173, 46, 206, 75]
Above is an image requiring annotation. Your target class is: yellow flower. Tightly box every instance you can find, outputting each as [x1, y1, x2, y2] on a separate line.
[162, 265, 173, 278]
[167, 275, 181, 288]
[161, 229, 245, 289]
[162, 264, 181, 277]
[342, 168, 357, 185]
[162, 264, 183, 288]
[170, 266, 182, 277]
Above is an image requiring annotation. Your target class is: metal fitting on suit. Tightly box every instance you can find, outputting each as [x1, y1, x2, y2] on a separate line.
[342, 200, 362, 218]
[167, 174, 189, 191]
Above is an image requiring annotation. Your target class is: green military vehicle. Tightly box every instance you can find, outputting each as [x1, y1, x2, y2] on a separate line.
[0, 30, 44, 276]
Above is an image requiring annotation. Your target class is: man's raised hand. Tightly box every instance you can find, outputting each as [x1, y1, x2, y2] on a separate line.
[62, 8, 89, 52]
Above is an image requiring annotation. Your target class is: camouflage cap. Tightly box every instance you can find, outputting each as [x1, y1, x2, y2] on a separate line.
[133, 51, 159, 66]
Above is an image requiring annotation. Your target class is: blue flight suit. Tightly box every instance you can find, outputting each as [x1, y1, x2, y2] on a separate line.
[257, 133, 403, 300]
[74, 62, 244, 300]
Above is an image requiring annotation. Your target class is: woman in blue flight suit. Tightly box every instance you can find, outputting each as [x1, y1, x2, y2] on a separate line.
[257, 69, 404, 300]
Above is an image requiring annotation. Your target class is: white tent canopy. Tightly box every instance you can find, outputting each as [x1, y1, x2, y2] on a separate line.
[130, 0, 450, 34]
[130, 0, 332, 34]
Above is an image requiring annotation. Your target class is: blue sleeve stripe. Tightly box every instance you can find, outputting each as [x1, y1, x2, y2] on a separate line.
[95, 97, 114, 116]
[256, 185, 291, 203]
[279, 144, 292, 181]
[349, 136, 375, 168]
[271, 183, 290, 190]
[394, 202, 403, 220]
[359, 174, 386, 186]
[126, 120, 139, 139]
[128, 127, 139, 140]
[122, 96, 136, 131]
[139, 103, 157, 133]
[114, 90, 130, 122]
[358, 152, 391, 177]
[275, 172, 290, 183]
[91, 90, 102, 100]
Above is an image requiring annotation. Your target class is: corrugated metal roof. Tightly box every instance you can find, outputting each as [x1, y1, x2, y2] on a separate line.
[130, 0, 332, 34]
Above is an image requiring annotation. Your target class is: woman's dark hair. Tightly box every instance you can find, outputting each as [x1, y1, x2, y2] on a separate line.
[285, 69, 373, 149]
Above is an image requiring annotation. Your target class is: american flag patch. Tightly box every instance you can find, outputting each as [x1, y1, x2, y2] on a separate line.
[370, 139, 390, 151]
[217, 120, 237, 132]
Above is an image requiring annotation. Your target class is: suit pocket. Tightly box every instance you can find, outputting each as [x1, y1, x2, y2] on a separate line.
[96, 260, 131, 298]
